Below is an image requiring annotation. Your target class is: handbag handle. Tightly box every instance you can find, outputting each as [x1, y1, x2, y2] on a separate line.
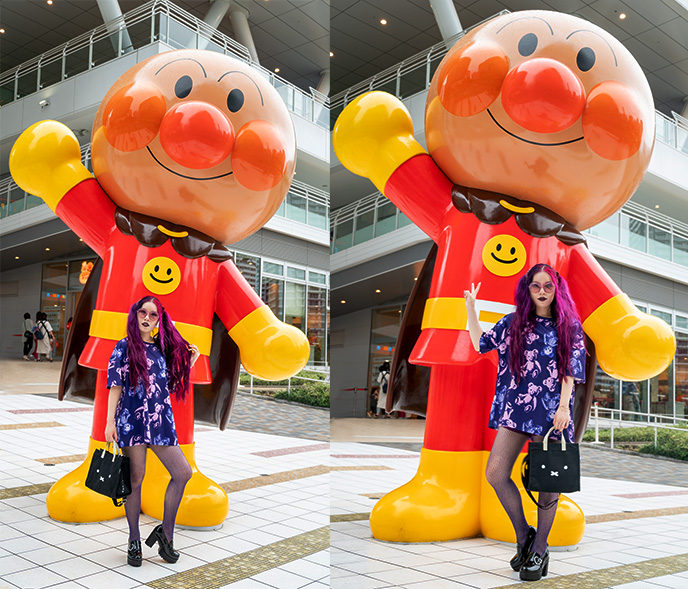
[101, 442, 122, 462]
[542, 425, 567, 452]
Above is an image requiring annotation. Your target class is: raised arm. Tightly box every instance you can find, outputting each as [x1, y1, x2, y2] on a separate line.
[333, 92, 453, 241]
[10, 121, 116, 256]
[464, 282, 483, 351]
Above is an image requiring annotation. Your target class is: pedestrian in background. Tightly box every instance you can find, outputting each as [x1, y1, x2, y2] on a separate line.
[22, 312, 34, 360]
[376, 361, 391, 418]
[34, 312, 55, 362]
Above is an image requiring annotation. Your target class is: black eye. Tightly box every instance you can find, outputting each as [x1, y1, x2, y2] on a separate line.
[175, 75, 193, 99]
[576, 47, 595, 72]
[154, 265, 160, 272]
[166, 268, 172, 275]
[510, 247, 516, 255]
[496, 243, 502, 251]
[227, 88, 245, 112]
[518, 33, 538, 57]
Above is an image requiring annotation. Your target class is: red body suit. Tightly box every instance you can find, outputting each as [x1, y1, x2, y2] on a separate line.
[57, 179, 266, 444]
[385, 155, 622, 452]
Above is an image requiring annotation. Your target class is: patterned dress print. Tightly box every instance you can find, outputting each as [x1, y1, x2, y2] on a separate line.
[479, 314, 586, 443]
[107, 338, 178, 447]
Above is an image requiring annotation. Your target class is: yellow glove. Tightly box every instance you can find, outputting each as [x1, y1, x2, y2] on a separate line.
[9, 120, 92, 211]
[228, 306, 310, 381]
[583, 294, 676, 381]
[332, 91, 427, 192]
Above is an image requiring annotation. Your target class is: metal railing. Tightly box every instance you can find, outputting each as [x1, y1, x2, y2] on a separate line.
[589, 403, 688, 449]
[330, 187, 688, 268]
[0, 143, 329, 227]
[239, 368, 330, 398]
[0, 0, 329, 129]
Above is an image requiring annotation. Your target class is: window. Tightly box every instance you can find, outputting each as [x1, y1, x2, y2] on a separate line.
[287, 267, 306, 280]
[648, 225, 671, 261]
[285, 282, 306, 331]
[261, 277, 284, 320]
[263, 261, 284, 276]
[235, 254, 260, 294]
[354, 209, 375, 245]
[307, 286, 327, 364]
[621, 216, 647, 252]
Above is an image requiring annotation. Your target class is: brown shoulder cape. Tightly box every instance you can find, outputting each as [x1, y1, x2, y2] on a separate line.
[57, 209, 241, 429]
[386, 186, 596, 442]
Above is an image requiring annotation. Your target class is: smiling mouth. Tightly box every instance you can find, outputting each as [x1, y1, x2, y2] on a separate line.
[487, 109, 585, 147]
[491, 253, 518, 264]
[146, 147, 233, 181]
[150, 274, 174, 284]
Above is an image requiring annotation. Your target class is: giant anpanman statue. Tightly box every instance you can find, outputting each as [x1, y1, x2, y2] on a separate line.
[10, 50, 310, 526]
[333, 11, 676, 545]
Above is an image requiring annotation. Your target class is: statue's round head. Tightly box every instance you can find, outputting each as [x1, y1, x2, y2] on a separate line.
[91, 49, 296, 244]
[426, 10, 654, 230]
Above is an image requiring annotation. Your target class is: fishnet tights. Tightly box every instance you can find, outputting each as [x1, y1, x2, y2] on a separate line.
[121, 444, 192, 542]
[486, 427, 559, 555]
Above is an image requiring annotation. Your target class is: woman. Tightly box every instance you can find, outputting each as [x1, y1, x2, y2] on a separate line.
[105, 296, 199, 567]
[376, 361, 391, 418]
[35, 312, 55, 362]
[22, 312, 34, 360]
[465, 264, 585, 582]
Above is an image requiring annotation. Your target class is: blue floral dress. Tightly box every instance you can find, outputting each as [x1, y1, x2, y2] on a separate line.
[479, 314, 586, 443]
[106, 338, 178, 447]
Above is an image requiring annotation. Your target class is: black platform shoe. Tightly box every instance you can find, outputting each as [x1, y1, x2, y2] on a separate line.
[127, 540, 142, 567]
[520, 549, 549, 581]
[145, 524, 179, 563]
[510, 526, 537, 571]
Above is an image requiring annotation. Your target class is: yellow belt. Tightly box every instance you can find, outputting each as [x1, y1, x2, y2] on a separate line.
[89, 309, 212, 356]
[421, 297, 505, 330]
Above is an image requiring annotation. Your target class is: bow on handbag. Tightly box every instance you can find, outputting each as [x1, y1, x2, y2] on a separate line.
[85, 443, 132, 506]
[521, 425, 581, 510]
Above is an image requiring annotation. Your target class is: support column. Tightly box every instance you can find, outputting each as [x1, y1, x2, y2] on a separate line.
[313, 68, 330, 124]
[429, 0, 463, 42]
[229, 3, 260, 64]
[193, 0, 232, 50]
[96, 0, 133, 55]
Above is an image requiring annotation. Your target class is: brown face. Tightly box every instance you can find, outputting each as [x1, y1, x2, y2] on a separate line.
[425, 11, 655, 230]
[91, 50, 296, 244]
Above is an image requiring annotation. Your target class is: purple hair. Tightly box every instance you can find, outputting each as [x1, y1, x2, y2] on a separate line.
[509, 264, 581, 383]
[125, 296, 192, 400]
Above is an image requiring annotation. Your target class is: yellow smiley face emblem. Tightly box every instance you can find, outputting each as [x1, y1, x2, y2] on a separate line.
[482, 235, 527, 277]
[142, 257, 181, 295]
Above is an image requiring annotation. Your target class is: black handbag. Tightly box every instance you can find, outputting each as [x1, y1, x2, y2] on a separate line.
[521, 426, 580, 510]
[85, 443, 132, 507]
[24, 330, 33, 338]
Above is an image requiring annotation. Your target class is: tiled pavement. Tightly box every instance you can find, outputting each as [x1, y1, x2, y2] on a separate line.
[331, 421, 688, 589]
[6, 358, 688, 588]
[0, 359, 329, 589]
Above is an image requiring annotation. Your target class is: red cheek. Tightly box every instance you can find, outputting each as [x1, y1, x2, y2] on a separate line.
[231, 120, 287, 191]
[102, 82, 166, 152]
[437, 42, 509, 117]
[582, 81, 645, 161]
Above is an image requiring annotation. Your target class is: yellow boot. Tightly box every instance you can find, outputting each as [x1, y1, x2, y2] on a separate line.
[370, 448, 484, 542]
[140, 443, 229, 528]
[46, 437, 125, 523]
[479, 452, 585, 547]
